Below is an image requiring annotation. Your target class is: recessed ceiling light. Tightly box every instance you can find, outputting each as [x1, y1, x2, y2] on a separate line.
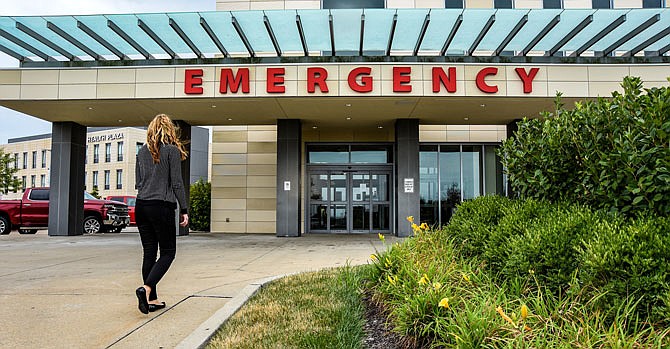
[211, 105, 217, 108]
[227, 118, 233, 121]
[118, 119, 122, 123]
[378, 126, 383, 129]
[346, 117, 351, 120]
[464, 117, 469, 121]
[87, 107, 93, 110]
[345, 103, 351, 107]
[480, 104, 486, 108]
[312, 126, 318, 129]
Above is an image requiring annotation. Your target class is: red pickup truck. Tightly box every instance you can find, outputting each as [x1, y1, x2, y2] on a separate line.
[0, 187, 130, 235]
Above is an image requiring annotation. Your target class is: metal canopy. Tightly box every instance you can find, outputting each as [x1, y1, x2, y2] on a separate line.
[0, 8, 668, 65]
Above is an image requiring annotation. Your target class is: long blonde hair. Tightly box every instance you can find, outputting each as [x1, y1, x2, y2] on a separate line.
[146, 114, 188, 163]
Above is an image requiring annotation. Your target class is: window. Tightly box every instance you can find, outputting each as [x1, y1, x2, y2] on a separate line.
[136, 142, 144, 155]
[494, 0, 514, 8]
[92, 171, 98, 188]
[29, 188, 49, 200]
[322, 0, 384, 9]
[84, 172, 87, 191]
[116, 169, 123, 189]
[30, 175, 35, 188]
[117, 141, 124, 161]
[543, 0, 562, 7]
[22, 152, 27, 169]
[85, 145, 88, 164]
[32, 151, 37, 169]
[41, 150, 47, 168]
[40, 174, 46, 187]
[93, 144, 99, 163]
[105, 143, 111, 162]
[592, 0, 611, 8]
[643, 0, 663, 7]
[21, 176, 26, 190]
[13, 153, 18, 169]
[307, 144, 392, 164]
[104, 170, 110, 190]
[445, 0, 464, 7]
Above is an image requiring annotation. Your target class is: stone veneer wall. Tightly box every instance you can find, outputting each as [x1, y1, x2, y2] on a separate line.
[211, 126, 277, 233]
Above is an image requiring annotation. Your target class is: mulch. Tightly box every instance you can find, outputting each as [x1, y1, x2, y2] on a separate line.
[362, 294, 427, 349]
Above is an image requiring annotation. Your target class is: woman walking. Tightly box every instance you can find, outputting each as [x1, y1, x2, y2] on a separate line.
[134, 114, 189, 314]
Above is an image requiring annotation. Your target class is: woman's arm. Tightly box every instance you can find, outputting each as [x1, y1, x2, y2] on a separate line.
[169, 146, 188, 215]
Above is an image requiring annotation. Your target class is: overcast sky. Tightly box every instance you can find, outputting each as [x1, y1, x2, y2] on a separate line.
[0, 0, 215, 144]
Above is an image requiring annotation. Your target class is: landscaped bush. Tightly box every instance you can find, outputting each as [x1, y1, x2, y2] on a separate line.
[499, 76, 670, 216]
[366, 197, 670, 347]
[189, 179, 211, 232]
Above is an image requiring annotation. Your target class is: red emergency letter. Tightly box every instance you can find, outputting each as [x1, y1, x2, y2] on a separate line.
[307, 67, 329, 93]
[220, 68, 250, 94]
[184, 69, 203, 94]
[515, 67, 540, 93]
[476, 67, 498, 94]
[393, 67, 412, 92]
[432, 67, 457, 93]
[348, 67, 373, 93]
[267, 68, 285, 93]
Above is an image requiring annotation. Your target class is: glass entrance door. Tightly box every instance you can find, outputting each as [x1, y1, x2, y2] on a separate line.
[308, 169, 391, 233]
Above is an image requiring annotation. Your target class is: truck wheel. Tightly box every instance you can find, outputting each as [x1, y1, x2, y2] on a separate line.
[18, 229, 38, 234]
[83, 216, 102, 234]
[0, 216, 9, 235]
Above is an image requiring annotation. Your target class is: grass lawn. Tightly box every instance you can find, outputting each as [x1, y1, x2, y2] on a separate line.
[206, 266, 366, 349]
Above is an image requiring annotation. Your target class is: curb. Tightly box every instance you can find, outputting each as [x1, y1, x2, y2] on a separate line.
[175, 274, 290, 349]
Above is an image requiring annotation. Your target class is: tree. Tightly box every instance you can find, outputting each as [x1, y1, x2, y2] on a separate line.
[189, 179, 211, 232]
[0, 147, 21, 194]
[89, 186, 101, 199]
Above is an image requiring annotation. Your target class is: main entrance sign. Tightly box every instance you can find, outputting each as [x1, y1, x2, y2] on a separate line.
[184, 66, 541, 96]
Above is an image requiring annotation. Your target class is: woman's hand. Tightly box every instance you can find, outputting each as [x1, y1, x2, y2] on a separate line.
[179, 214, 189, 227]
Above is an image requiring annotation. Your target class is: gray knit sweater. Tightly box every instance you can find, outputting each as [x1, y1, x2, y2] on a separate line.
[135, 144, 188, 214]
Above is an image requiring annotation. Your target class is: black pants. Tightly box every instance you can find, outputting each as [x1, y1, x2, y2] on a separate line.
[136, 201, 176, 301]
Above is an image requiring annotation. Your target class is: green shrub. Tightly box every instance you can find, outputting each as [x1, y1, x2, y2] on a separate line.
[189, 179, 211, 232]
[580, 215, 670, 324]
[500, 76, 670, 216]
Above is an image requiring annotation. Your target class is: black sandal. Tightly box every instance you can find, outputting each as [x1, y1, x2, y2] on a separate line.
[148, 302, 166, 312]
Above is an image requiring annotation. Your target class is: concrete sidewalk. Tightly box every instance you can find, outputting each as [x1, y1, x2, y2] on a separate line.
[0, 231, 394, 348]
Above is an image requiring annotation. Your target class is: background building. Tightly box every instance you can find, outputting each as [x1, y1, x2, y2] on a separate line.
[1, 126, 209, 199]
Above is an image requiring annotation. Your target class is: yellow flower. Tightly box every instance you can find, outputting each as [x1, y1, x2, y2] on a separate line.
[419, 274, 429, 285]
[411, 223, 419, 231]
[378, 233, 385, 242]
[496, 306, 515, 326]
[370, 254, 378, 261]
[520, 304, 529, 321]
[462, 273, 470, 283]
[433, 282, 442, 291]
[387, 275, 397, 286]
[406, 216, 414, 223]
[438, 298, 449, 309]
[420, 222, 429, 230]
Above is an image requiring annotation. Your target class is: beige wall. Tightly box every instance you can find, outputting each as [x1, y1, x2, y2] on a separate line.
[211, 126, 277, 233]
[0, 127, 146, 200]
[4, 64, 669, 103]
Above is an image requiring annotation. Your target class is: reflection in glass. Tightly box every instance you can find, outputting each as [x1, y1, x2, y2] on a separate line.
[330, 173, 347, 202]
[352, 204, 370, 231]
[308, 145, 349, 163]
[462, 145, 482, 200]
[440, 146, 461, 223]
[371, 174, 389, 201]
[419, 146, 438, 226]
[310, 174, 328, 201]
[331, 205, 347, 230]
[484, 145, 504, 195]
[351, 145, 390, 163]
[352, 173, 370, 202]
[373, 204, 390, 230]
[310, 204, 328, 230]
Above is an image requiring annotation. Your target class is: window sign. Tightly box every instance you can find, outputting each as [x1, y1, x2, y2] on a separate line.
[404, 178, 414, 193]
